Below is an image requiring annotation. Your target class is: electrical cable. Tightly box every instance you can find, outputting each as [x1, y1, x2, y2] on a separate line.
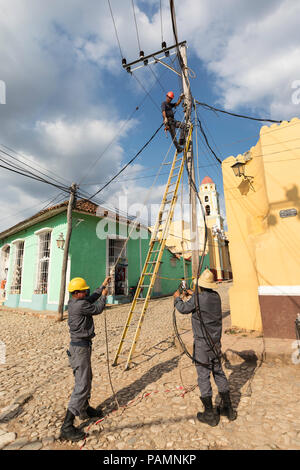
[196, 117, 222, 164]
[131, 0, 142, 53]
[132, 72, 162, 112]
[84, 122, 164, 201]
[195, 100, 282, 124]
[0, 143, 71, 188]
[160, 0, 164, 45]
[0, 160, 70, 193]
[107, 0, 124, 60]
[172, 161, 223, 368]
[0, 192, 67, 232]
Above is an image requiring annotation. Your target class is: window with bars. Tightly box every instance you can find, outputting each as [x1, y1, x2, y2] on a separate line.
[10, 242, 24, 294]
[35, 231, 51, 294]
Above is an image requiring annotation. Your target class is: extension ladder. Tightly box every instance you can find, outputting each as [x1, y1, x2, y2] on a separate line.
[112, 125, 193, 370]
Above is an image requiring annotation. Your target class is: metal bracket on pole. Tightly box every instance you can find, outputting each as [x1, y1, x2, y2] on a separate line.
[122, 41, 186, 73]
[153, 57, 181, 77]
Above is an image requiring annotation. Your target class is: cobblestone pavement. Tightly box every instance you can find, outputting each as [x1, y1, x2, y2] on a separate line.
[0, 283, 300, 451]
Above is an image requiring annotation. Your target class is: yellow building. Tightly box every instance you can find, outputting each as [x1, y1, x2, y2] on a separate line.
[222, 117, 300, 338]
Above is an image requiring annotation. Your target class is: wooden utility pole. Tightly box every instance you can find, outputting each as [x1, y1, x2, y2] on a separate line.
[179, 43, 199, 279]
[57, 183, 77, 321]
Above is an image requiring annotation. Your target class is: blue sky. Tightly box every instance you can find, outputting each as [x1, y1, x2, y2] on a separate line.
[0, 0, 299, 231]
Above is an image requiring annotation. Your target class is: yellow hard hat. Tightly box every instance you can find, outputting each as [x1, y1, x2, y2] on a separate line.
[68, 277, 90, 293]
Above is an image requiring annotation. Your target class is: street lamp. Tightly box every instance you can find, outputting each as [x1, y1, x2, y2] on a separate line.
[56, 233, 65, 250]
[231, 161, 255, 191]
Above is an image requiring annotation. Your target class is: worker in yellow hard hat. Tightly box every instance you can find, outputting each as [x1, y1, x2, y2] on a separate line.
[60, 275, 110, 442]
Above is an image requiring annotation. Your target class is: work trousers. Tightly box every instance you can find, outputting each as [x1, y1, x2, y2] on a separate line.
[194, 338, 229, 398]
[67, 344, 93, 416]
[167, 118, 187, 149]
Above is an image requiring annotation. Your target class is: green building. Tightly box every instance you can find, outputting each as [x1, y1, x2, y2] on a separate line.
[0, 199, 203, 313]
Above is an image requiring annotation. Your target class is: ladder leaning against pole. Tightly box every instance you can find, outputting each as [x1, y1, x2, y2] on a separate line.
[112, 125, 193, 370]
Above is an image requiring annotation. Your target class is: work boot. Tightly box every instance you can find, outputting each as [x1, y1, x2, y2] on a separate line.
[179, 138, 185, 146]
[217, 391, 237, 421]
[60, 409, 86, 442]
[79, 405, 104, 420]
[176, 146, 183, 153]
[197, 396, 219, 427]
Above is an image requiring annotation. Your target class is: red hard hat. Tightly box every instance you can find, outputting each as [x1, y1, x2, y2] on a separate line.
[166, 91, 174, 99]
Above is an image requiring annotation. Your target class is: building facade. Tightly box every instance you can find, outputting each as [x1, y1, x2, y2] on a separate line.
[222, 117, 300, 338]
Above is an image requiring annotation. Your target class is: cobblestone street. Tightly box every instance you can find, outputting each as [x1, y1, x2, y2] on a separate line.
[0, 283, 300, 451]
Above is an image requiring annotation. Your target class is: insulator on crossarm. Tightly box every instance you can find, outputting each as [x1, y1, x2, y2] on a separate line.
[122, 58, 127, 67]
[143, 59, 148, 66]
[126, 66, 131, 73]
[162, 41, 167, 49]
[139, 50, 144, 58]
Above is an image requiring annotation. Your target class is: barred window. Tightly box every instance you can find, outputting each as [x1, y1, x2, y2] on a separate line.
[10, 242, 24, 294]
[35, 231, 51, 294]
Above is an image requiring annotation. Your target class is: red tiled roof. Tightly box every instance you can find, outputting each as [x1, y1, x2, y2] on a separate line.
[201, 176, 214, 185]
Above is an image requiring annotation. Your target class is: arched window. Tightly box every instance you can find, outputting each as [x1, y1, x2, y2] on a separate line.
[205, 205, 211, 216]
[204, 196, 209, 202]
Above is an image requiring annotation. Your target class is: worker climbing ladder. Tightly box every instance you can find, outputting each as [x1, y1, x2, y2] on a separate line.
[113, 124, 193, 370]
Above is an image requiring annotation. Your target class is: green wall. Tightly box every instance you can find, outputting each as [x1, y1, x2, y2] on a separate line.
[0, 209, 211, 312]
[0, 211, 67, 311]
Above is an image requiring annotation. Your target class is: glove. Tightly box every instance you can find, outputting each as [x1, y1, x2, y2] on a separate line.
[180, 93, 185, 100]
[164, 118, 168, 125]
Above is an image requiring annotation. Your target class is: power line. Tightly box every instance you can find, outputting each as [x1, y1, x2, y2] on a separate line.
[107, 0, 124, 60]
[0, 153, 70, 193]
[0, 149, 70, 192]
[160, 0, 164, 44]
[0, 143, 71, 188]
[84, 122, 164, 201]
[131, 0, 142, 53]
[0, 191, 67, 231]
[196, 117, 222, 164]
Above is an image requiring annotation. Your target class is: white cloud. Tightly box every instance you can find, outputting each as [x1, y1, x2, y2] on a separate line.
[175, 0, 300, 118]
[0, 0, 299, 232]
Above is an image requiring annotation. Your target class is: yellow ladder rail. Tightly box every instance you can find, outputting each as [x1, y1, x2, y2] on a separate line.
[112, 125, 193, 370]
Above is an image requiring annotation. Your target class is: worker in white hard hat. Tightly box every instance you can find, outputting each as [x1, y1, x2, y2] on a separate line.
[161, 91, 186, 153]
[174, 268, 237, 427]
[60, 276, 110, 442]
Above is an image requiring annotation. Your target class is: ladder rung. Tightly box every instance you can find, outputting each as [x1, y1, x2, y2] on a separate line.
[140, 285, 150, 288]
[146, 260, 161, 264]
[150, 249, 161, 253]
